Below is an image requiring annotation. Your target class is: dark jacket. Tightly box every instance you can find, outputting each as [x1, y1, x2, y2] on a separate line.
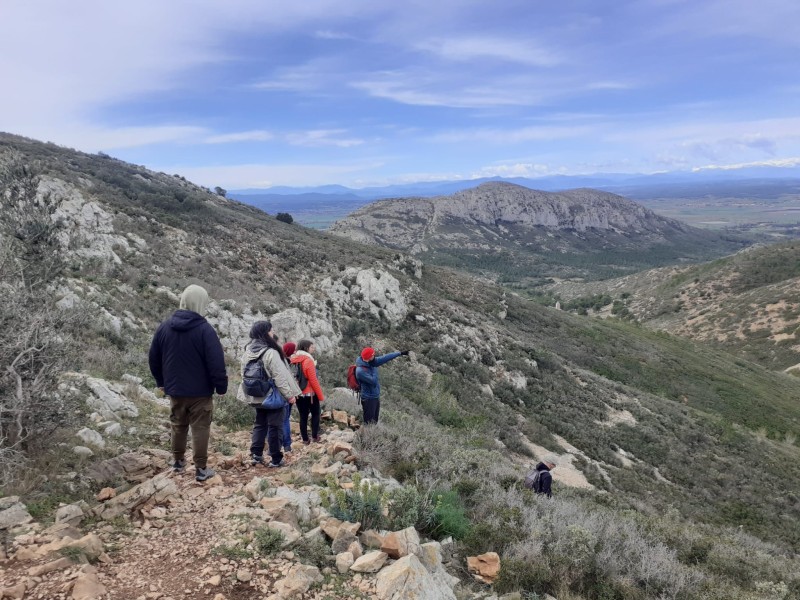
[534, 462, 553, 498]
[148, 309, 228, 397]
[355, 352, 401, 399]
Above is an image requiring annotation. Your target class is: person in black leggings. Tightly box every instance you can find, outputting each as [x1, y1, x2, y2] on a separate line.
[289, 339, 325, 443]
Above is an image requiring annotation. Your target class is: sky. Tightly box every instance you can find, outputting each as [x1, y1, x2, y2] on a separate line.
[1, 0, 799, 189]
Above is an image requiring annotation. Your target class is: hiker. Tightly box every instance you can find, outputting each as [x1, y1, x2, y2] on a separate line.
[526, 457, 557, 498]
[281, 341, 297, 453]
[355, 347, 409, 424]
[238, 321, 301, 468]
[290, 339, 325, 444]
[148, 284, 228, 482]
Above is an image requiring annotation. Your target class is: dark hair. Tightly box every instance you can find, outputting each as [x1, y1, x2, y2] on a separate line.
[249, 320, 285, 360]
[297, 339, 314, 353]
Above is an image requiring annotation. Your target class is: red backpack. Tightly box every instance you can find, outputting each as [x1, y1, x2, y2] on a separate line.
[346, 364, 361, 393]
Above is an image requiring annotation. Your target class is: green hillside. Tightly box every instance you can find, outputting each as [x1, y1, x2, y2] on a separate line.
[1, 133, 798, 600]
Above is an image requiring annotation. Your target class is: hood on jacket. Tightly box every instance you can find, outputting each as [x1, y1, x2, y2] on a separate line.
[169, 309, 208, 332]
[355, 356, 372, 368]
[179, 284, 209, 315]
[243, 340, 279, 362]
[291, 350, 316, 366]
[535, 462, 551, 472]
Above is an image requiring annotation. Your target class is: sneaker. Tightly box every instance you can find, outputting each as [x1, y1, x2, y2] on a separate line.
[283, 447, 292, 454]
[195, 467, 216, 482]
[172, 459, 186, 473]
[267, 459, 284, 468]
[251, 454, 265, 466]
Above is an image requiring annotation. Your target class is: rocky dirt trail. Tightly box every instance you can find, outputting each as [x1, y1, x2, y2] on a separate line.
[0, 413, 500, 600]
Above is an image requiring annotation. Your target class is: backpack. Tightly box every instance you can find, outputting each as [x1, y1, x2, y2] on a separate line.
[524, 467, 545, 492]
[242, 349, 271, 397]
[291, 360, 308, 391]
[346, 364, 361, 393]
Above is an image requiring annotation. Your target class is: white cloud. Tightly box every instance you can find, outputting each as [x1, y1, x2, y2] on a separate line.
[692, 157, 800, 172]
[285, 129, 365, 148]
[429, 124, 596, 144]
[204, 130, 274, 144]
[416, 36, 562, 67]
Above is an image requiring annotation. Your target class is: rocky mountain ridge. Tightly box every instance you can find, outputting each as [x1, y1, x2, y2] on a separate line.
[329, 182, 748, 282]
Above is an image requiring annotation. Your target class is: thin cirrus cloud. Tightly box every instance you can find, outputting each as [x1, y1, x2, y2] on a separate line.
[204, 130, 274, 144]
[415, 36, 563, 67]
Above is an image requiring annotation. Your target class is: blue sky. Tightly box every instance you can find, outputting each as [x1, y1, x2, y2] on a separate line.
[1, 0, 799, 188]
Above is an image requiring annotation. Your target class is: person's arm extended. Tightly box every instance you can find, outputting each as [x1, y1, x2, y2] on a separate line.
[373, 351, 402, 367]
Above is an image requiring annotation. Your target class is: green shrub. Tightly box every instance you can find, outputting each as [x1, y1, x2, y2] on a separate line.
[291, 535, 330, 568]
[215, 394, 253, 430]
[321, 473, 387, 530]
[254, 527, 284, 555]
[431, 491, 471, 540]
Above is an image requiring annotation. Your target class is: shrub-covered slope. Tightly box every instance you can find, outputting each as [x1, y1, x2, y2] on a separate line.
[545, 242, 800, 371]
[1, 133, 798, 599]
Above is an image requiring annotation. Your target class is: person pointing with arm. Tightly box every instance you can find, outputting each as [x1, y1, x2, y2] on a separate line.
[354, 347, 409, 424]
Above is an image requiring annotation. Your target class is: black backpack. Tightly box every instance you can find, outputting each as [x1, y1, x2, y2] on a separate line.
[242, 349, 271, 397]
[291, 360, 308, 391]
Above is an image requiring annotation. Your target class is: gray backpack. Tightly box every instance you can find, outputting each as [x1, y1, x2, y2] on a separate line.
[524, 467, 544, 492]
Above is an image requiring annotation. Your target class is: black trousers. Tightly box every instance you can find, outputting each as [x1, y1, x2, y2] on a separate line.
[250, 406, 285, 463]
[296, 395, 321, 441]
[361, 396, 380, 424]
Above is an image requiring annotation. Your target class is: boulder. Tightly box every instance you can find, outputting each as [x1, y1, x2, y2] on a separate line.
[274, 486, 320, 522]
[73, 446, 94, 457]
[273, 563, 323, 598]
[83, 376, 139, 419]
[381, 526, 421, 559]
[71, 570, 107, 600]
[104, 422, 123, 437]
[376, 554, 457, 600]
[265, 520, 302, 546]
[348, 540, 363, 559]
[0, 497, 32, 529]
[336, 551, 355, 574]
[467, 552, 500, 584]
[244, 477, 265, 502]
[320, 517, 343, 539]
[0, 582, 26, 599]
[84, 452, 157, 485]
[28, 557, 74, 577]
[55, 503, 85, 526]
[95, 472, 178, 520]
[418, 542, 460, 590]
[37, 533, 104, 562]
[76, 427, 105, 448]
[331, 529, 358, 554]
[95, 487, 116, 502]
[350, 550, 388, 573]
[332, 410, 349, 425]
[360, 529, 385, 549]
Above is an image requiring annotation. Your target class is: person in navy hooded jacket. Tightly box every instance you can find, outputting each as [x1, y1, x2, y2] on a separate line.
[354, 347, 408, 424]
[148, 284, 228, 482]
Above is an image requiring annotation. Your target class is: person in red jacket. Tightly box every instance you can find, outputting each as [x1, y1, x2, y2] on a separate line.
[290, 339, 325, 444]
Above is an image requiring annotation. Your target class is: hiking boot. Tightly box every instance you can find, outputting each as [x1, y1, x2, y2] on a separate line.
[312, 436, 321, 443]
[251, 454, 265, 466]
[283, 447, 292, 454]
[195, 467, 216, 482]
[302, 439, 310, 446]
[172, 459, 186, 473]
[267, 459, 283, 468]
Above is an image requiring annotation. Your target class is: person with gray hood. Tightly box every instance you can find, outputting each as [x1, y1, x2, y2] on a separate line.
[148, 284, 228, 482]
[237, 321, 302, 468]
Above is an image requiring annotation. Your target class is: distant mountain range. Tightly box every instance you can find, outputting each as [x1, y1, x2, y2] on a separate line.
[329, 182, 749, 283]
[230, 168, 800, 229]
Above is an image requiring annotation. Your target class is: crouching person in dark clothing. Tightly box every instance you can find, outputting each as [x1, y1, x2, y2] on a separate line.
[534, 457, 557, 498]
[148, 285, 228, 482]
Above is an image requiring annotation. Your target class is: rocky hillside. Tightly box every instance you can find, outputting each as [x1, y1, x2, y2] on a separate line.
[329, 182, 749, 283]
[545, 242, 800, 372]
[1, 133, 799, 600]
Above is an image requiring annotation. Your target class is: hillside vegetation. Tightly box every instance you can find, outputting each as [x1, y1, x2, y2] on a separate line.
[1, 133, 798, 600]
[544, 242, 800, 371]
